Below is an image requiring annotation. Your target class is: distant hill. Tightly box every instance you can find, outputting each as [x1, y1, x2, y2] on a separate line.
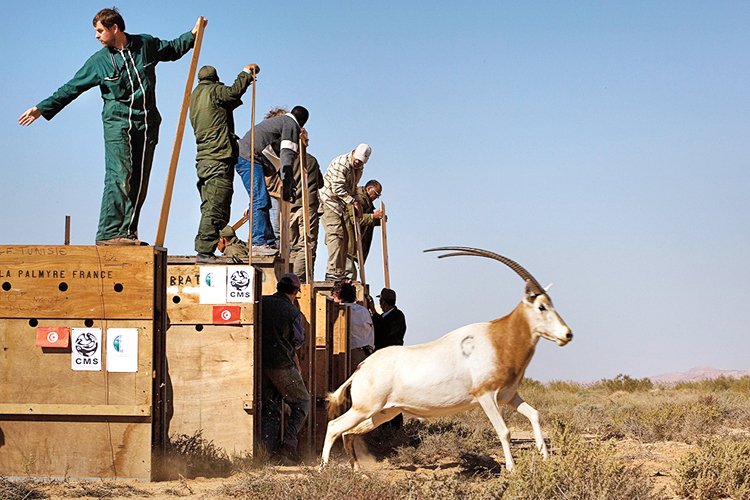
[649, 366, 750, 385]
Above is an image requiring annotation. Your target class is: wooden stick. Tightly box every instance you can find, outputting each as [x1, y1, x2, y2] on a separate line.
[155, 17, 205, 248]
[351, 205, 367, 285]
[299, 140, 313, 283]
[381, 201, 390, 288]
[247, 71, 257, 265]
[64, 215, 70, 245]
[230, 213, 248, 231]
[279, 197, 290, 268]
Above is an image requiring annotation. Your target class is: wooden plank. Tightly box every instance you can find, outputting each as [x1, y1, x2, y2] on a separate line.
[166, 264, 256, 325]
[0, 245, 156, 319]
[166, 324, 256, 456]
[296, 284, 316, 456]
[0, 420, 151, 479]
[331, 305, 350, 388]
[0, 319, 153, 406]
[0, 318, 155, 480]
[0, 404, 150, 416]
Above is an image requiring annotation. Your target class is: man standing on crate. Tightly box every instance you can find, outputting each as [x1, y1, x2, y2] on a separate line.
[18, 7, 205, 246]
[190, 63, 258, 264]
[260, 273, 310, 464]
[319, 144, 372, 280]
[236, 106, 309, 256]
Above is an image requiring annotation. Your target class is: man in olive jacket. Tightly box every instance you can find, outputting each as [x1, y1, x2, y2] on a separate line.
[18, 8, 204, 246]
[190, 64, 258, 263]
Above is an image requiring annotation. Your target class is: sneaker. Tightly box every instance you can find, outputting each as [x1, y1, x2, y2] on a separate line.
[95, 237, 138, 246]
[196, 253, 221, 264]
[324, 273, 345, 281]
[252, 244, 278, 256]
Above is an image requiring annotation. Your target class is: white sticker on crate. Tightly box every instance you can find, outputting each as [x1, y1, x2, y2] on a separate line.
[106, 328, 139, 373]
[71, 328, 102, 371]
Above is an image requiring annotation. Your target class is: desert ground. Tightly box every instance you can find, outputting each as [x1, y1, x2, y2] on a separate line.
[3, 376, 749, 499]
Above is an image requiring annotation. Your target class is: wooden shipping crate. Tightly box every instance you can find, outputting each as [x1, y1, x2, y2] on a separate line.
[164, 259, 262, 459]
[0, 245, 166, 480]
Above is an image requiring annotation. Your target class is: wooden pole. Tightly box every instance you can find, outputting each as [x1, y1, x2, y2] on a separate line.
[155, 17, 205, 248]
[280, 198, 291, 270]
[64, 215, 70, 245]
[351, 206, 367, 285]
[381, 201, 390, 288]
[247, 71, 257, 265]
[299, 141, 313, 284]
[230, 213, 248, 231]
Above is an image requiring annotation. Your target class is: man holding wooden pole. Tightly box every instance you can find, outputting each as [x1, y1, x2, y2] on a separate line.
[189, 64, 258, 263]
[235, 106, 309, 256]
[289, 145, 323, 281]
[18, 8, 205, 246]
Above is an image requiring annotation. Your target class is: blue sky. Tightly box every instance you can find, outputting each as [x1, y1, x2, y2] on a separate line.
[2, 1, 748, 382]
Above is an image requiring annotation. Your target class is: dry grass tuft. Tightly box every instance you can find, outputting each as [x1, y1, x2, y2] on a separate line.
[159, 430, 232, 479]
[0, 477, 48, 499]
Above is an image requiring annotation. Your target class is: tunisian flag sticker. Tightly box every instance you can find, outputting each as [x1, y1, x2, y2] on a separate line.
[213, 305, 241, 324]
[36, 326, 70, 348]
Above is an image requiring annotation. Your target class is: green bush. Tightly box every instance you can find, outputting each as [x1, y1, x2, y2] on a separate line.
[674, 438, 750, 499]
[591, 374, 654, 393]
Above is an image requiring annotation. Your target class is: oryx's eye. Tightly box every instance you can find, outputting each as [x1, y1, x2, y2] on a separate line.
[538, 304, 547, 312]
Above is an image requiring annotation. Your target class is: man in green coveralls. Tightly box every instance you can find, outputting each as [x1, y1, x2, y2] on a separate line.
[189, 64, 258, 263]
[18, 8, 205, 246]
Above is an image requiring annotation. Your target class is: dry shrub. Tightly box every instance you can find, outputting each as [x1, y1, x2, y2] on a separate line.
[674, 438, 750, 499]
[674, 376, 750, 393]
[591, 374, 654, 393]
[215, 465, 403, 499]
[161, 430, 232, 479]
[615, 400, 722, 443]
[53, 481, 151, 498]
[0, 477, 47, 499]
[502, 421, 656, 500]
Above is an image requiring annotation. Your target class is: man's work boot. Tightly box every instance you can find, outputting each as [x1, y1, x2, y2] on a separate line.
[196, 253, 221, 264]
[95, 237, 138, 246]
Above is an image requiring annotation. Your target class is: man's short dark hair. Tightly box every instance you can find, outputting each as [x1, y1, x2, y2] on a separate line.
[290, 106, 309, 127]
[93, 7, 125, 31]
[338, 283, 356, 303]
[277, 277, 300, 295]
[365, 179, 382, 190]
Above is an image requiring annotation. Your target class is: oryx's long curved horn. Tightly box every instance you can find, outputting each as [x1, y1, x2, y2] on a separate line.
[424, 246, 546, 296]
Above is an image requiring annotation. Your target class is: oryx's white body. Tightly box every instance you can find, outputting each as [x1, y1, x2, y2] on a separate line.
[322, 283, 573, 471]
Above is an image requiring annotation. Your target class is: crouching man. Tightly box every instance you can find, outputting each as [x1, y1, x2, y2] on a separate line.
[261, 273, 310, 464]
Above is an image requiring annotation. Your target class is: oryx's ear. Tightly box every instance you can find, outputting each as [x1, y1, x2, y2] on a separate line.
[524, 280, 541, 303]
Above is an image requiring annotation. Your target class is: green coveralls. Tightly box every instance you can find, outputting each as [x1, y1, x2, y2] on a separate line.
[189, 70, 253, 255]
[36, 31, 195, 241]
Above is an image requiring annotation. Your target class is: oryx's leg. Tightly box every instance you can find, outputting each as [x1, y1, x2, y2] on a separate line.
[341, 409, 401, 470]
[511, 393, 548, 459]
[321, 408, 368, 466]
[477, 392, 515, 471]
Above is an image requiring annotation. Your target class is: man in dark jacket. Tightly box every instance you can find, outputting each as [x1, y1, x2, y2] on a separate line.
[369, 287, 406, 429]
[261, 273, 310, 463]
[19, 7, 203, 246]
[189, 64, 257, 263]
